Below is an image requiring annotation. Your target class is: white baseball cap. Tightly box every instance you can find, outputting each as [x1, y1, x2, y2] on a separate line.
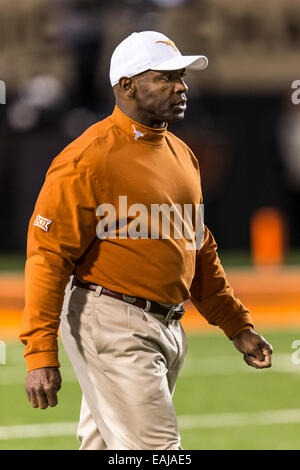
[109, 31, 208, 87]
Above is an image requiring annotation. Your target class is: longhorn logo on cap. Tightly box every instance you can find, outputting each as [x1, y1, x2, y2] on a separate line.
[155, 40, 178, 52]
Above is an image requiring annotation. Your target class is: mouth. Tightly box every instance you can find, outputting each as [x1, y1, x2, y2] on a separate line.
[172, 99, 187, 111]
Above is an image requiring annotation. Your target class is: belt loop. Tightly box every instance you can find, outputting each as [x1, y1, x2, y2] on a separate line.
[93, 285, 103, 297]
[144, 299, 151, 312]
[70, 275, 75, 291]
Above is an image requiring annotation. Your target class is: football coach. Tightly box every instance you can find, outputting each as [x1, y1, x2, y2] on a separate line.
[20, 31, 273, 450]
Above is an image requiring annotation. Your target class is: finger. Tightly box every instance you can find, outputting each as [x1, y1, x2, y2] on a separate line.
[52, 379, 61, 392]
[26, 388, 39, 408]
[50, 377, 62, 392]
[255, 353, 272, 369]
[260, 350, 273, 363]
[25, 386, 32, 403]
[44, 385, 58, 407]
[246, 353, 272, 369]
[251, 347, 265, 362]
[262, 345, 273, 356]
[254, 344, 273, 368]
[243, 353, 258, 368]
[35, 388, 49, 409]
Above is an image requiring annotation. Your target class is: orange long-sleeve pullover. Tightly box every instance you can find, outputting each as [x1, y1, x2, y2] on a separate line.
[20, 105, 253, 371]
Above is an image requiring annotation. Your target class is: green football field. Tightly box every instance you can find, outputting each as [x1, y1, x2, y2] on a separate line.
[1, 328, 300, 450]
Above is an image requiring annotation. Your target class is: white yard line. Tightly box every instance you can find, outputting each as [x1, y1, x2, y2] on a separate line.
[0, 422, 77, 440]
[2, 408, 300, 440]
[180, 353, 300, 376]
[0, 370, 77, 385]
[178, 409, 300, 429]
[1, 353, 300, 385]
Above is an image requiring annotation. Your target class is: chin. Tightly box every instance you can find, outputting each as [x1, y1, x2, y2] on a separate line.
[166, 110, 185, 123]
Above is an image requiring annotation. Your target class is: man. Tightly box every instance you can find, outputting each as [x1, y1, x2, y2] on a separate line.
[20, 31, 273, 450]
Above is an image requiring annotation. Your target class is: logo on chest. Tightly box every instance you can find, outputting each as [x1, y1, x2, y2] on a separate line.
[132, 124, 147, 140]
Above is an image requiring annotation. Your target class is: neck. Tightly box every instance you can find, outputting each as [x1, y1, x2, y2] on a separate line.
[116, 103, 166, 129]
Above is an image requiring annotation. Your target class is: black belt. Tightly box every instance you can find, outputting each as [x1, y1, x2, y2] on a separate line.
[72, 278, 185, 321]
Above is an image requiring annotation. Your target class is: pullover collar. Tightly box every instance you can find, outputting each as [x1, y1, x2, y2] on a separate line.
[111, 105, 167, 146]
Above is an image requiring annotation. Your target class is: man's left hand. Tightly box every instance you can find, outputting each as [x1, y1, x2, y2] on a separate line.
[232, 329, 273, 369]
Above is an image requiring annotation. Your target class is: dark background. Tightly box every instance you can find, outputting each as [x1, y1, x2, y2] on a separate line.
[0, 0, 299, 256]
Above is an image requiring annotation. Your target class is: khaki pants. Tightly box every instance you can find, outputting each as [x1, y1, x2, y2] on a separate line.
[60, 281, 187, 450]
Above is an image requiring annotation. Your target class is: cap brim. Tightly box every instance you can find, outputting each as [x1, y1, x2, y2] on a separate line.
[151, 55, 208, 72]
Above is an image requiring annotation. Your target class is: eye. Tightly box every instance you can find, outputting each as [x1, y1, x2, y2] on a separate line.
[160, 71, 186, 81]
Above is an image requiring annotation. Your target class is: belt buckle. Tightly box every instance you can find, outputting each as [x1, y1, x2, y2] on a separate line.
[165, 304, 185, 322]
[123, 294, 137, 304]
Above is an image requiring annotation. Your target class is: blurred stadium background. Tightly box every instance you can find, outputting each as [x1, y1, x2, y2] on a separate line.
[0, 0, 300, 450]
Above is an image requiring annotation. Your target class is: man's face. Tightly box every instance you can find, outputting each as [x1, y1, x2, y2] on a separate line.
[133, 68, 188, 124]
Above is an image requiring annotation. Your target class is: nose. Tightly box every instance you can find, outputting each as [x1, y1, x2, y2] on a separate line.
[175, 78, 188, 94]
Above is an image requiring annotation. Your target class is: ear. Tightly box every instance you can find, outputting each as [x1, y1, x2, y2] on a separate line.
[119, 76, 136, 99]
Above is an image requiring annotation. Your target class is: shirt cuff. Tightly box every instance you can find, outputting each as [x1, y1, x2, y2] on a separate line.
[218, 312, 254, 340]
[230, 324, 253, 340]
[25, 351, 60, 372]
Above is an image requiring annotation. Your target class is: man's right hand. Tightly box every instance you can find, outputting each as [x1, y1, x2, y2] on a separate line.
[25, 367, 62, 409]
